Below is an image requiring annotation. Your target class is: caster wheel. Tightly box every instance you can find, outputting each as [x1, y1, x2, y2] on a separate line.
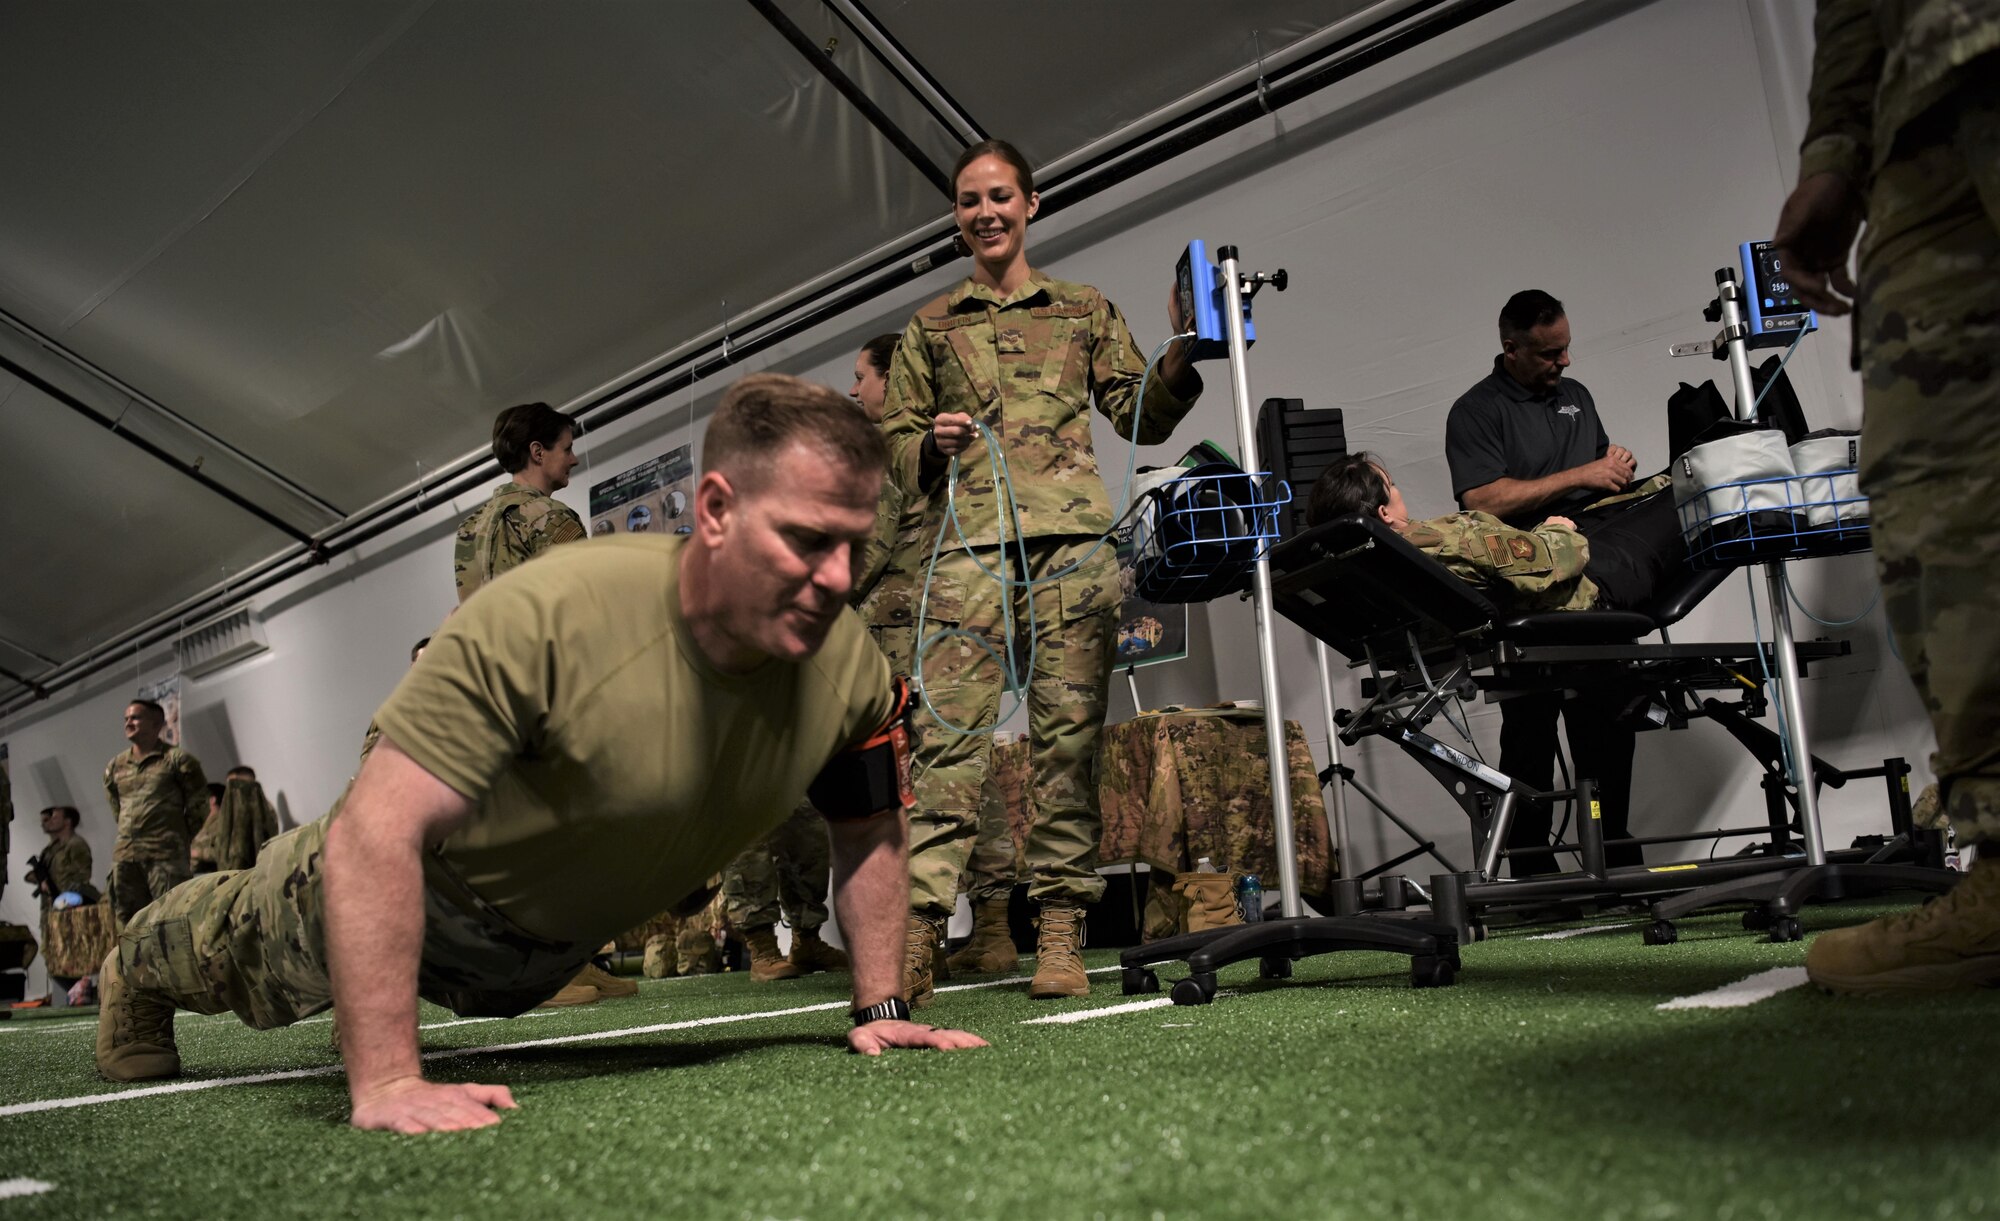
[1642, 920, 1678, 946]
[1410, 955, 1457, 988]
[1259, 956, 1293, 980]
[1770, 916, 1803, 943]
[1121, 966, 1160, 995]
[1742, 908, 1774, 931]
[1170, 973, 1217, 1006]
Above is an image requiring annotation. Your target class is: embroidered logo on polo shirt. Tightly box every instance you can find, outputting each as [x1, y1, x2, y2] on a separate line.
[1558, 403, 1579, 419]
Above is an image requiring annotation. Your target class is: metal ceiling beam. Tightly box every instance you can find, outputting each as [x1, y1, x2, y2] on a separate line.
[824, 0, 987, 147]
[0, 350, 318, 547]
[0, 307, 347, 521]
[3, 0, 1514, 720]
[746, 0, 954, 197]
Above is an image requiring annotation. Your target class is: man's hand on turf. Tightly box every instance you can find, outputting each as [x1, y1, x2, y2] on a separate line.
[349, 1075, 519, 1134]
[847, 1019, 989, 1057]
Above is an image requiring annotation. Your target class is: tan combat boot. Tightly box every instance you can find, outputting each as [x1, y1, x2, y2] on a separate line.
[1028, 901, 1090, 999]
[744, 925, 804, 981]
[535, 976, 601, 1008]
[1807, 855, 2000, 995]
[788, 926, 849, 974]
[945, 899, 1018, 975]
[904, 911, 946, 1008]
[572, 961, 639, 999]
[96, 951, 181, 1082]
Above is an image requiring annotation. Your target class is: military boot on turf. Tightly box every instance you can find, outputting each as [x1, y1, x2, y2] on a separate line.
[535, 978, 601, 1008]
[1028, 901, 1090, 999]
[945, 899, 1018, 975]
[1807, 855, 2000, 995]
[573, 961, 639, 999]
[744, 925, 804, 981]
[904, 911, 946, 1008]
[96, 950, 181, 1082]
[788, 925, 849, 974]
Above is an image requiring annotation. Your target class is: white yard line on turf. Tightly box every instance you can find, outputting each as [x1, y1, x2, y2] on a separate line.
[936, 965, 1120, 995]
[0, 967, 1122, 1117]
[1020, 998, 1177, 1024]
[1524, 923, 1635, 941]
[0, 1179, 54, 1200]
[1656, 966, 1810, 1011]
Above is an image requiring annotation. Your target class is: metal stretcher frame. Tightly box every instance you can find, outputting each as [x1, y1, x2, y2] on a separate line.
[1265, 512, 1900, 931]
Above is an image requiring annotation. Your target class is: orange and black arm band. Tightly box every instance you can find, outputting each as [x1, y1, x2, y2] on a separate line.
[809, 675, 915, 821]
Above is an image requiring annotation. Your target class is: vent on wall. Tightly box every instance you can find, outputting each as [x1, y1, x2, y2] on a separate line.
[173, 605, 269, 678]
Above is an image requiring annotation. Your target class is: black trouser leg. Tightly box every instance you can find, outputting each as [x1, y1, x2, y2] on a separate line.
[1498, 693, 1563, 878]
[1563, 687, 1641, 869]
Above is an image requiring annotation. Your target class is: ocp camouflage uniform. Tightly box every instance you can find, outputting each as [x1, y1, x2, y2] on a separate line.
[958, 736, 1031, 905]
[1804, 0, 2000, 844]
[103, 742, 207, 924]
[452, 481, 587, 603]
[191, 777, 280, 873]
[881, 270, 1200, 912]
[44, 835, 96, 904]
[1404, 511, 1598, 613]
[720, 806, 831, 932]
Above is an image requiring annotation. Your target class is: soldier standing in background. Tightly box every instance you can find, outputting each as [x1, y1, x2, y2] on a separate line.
[881, 140, 1201, 1003]
[35, 806, 96, 908]
[1776, 0, 2000, 994]
[103, 700, 207, 925]
[453, 402, 588, 603]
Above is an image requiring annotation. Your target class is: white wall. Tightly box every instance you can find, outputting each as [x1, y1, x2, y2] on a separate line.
[3, 0, 1931, 997]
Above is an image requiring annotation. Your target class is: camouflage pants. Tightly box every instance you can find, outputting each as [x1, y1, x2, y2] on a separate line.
[643, 891, 726, 976]
[958, 737, 1030, 904]
[1857, 78, 2000, 846]
[108, 854, 192, 926]
[890, 536, 1118, 915]
[720, 803, 831, 931]
[111, 819, 592, 1030]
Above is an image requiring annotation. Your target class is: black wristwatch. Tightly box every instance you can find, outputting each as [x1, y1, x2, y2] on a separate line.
[851, 997, 911, 1027]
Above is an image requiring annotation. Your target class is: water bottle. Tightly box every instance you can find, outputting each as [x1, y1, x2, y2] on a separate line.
[1237, 874, 1264, 923]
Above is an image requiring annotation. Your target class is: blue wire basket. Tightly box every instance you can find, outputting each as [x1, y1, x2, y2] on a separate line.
[1127, 469, 1291, 603]
[1677, 470, 1870, 569]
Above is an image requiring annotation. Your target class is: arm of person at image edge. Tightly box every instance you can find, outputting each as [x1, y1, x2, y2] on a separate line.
[881, 283, 1201, 491]
[1447, 387, 1637, 522]
[321, 577, 561, 1135]
[1770, 0, 1877, 319]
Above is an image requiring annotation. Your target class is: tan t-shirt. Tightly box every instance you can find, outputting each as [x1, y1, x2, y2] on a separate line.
[372, 533, 895, 946]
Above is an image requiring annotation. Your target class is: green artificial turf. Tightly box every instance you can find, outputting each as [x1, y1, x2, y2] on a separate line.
[2, 904, 1995, 1220]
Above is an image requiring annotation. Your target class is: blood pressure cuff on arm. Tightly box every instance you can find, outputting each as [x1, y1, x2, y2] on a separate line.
[809, 675, 915, 821]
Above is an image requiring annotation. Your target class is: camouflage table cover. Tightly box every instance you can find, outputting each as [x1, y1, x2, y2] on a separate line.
[1098, 706, 1338, 901]
[43, 902, 115, 978]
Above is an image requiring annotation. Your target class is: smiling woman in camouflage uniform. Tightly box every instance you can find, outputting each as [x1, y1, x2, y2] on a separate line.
[880, 139, 1203, 1003]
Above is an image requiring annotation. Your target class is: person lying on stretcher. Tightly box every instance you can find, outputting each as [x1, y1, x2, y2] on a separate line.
[1305, 452, 1686, 613]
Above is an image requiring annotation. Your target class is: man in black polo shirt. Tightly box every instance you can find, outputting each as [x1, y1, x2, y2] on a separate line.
[1446, 290, 1645, 876]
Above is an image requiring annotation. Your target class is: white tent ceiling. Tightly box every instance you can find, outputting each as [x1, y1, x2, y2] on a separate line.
[0, 0, 1415, 704]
